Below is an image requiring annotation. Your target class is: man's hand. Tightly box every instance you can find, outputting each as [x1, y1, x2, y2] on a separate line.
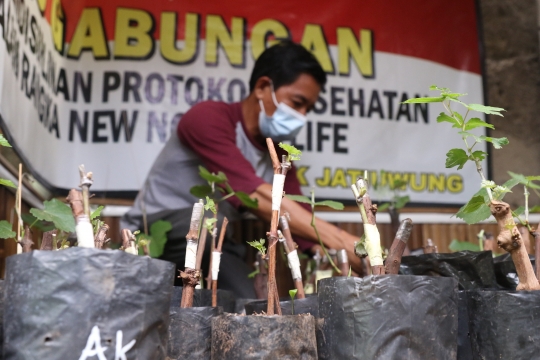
[249, 183, 362, 274]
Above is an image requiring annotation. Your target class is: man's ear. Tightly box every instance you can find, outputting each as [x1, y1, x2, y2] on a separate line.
[253, 76, 272, 100]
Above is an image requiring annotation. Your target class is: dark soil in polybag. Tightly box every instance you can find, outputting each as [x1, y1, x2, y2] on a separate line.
[400, 250, 498, 289]
[244, 294, 318, 317]
[212, 314, 317, 359]
[4, 248, 175, 360]
[493, 253, 536, 289]
[167, 306, 222, 360]
[317, 275, 458, 360]
[466, 289, 540, 359]
[170, 286, 235, 313]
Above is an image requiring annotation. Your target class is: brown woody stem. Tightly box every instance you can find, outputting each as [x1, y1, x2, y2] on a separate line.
[40, 230, 57, 251]
[94, 223, 109, 249]
[490, 200, 540, 290]
[384, 218, 413, 275]
[211, 218, 228, 307]
[19, 225, 33, 253]
[279, 215, 305, 298]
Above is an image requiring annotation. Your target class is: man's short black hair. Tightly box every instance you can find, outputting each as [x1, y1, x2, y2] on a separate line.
[249, 40, 327, 92]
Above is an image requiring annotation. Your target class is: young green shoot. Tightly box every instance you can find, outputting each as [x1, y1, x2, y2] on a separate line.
[289, 289, 298, 315]
[278, 143, 302, 162]
[404, 86, 508, 224]
[286, 190, 344, 274]
[247, 238, 267, 257]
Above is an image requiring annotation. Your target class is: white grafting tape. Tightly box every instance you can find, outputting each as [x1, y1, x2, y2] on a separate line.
[271, 174, 286, 211]
[364, 223, 383, 265]
[190, 202, 204, 230]
[184, 240, 198, 269]
[212, 251, 222, 280]
[287, 250, 302, 280]
[76, 220, 94, 248]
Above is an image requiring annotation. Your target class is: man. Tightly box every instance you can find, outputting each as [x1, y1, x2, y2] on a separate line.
[121, 41, 361, 297]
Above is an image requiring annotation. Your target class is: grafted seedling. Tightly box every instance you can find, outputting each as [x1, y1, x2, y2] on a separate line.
[405, 86, 539, 290]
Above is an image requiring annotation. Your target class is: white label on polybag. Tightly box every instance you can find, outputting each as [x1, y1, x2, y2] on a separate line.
[364, 223, 383, 266]
[184, 241, 198, 269]
[272, 174, 286, 211]
[212, 251, 222, 280]
[287, 250, 302, 280]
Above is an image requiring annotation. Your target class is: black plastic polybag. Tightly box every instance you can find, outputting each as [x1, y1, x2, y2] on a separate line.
[167, 306, 222, 360]
[467, 289, 540, 359]
[212, 314, 318, 359]
[244, 295, 318, 316]
[317, 275, 458, 360]
[493, 253, 536, 289]
[400, 250, 497, 289]
[170, 286, 236, 312]
[233, 298, 257, 314]
[0, 280, 4, 359]
[4, 248, 175, 359]
[457, 291, 473, 360]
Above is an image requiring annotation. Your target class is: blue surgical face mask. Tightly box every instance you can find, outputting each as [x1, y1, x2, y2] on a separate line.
[258, 87, 307, 141]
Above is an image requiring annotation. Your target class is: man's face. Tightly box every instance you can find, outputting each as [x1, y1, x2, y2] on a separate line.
[260, 73, 321, 116]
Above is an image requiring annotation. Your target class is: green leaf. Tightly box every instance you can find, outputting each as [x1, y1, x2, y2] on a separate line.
[199, 166, 227, 184]
[508, 171, 540, 190]
[204, 217, 218, 230]
[471, 151, 488, 161]
[530, 205, 540, 213]
[464, 118, 495, 131]
[204, 196, 217, 214]
[247, 239, 266, 256]
[278, 143, 302, 161]
[148, 220, 172, 258]
[437, 112, 461, 127]
[286, 194, 313, 205]
[190, 185, 213, 198]
[394, 195, 410, 209]
[0, 179, 16, 188]
[448, 239, 481, 252]
[247, 268, 260, 279]
[455, 189, 492, 224]
[402, 96, 444, 104]
[513, 206, 525, 217]
[461, 195, 487, 213]
[377, 202, 390, 212]
[21, 213, 56, 232]
[30, 199, 75, 233]
[235, 191, 258, 209]
[0, 135, 11, 147]
[289, 289, 298, 300]
[0, 220, 15, 239]
[391, 179, 407, 189]
[314, 200, 344, 210]
[480, 136, 508, 149]
[467, 104, 505, 117]
[445, 148, 469, 170]
[90, 205, 104, 220]
[354, 236, 368, 257]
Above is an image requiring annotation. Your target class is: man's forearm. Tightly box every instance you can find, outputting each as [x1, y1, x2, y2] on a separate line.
[249, 183, 361, 271]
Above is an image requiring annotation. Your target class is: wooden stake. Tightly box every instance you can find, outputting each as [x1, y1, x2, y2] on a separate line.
[490, 201, 540, 290]
[212, 218, 228, 307]
[384, 219, 413, 275]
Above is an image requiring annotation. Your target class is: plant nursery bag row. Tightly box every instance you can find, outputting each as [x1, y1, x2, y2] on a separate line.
[4, 248, 175, 359]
